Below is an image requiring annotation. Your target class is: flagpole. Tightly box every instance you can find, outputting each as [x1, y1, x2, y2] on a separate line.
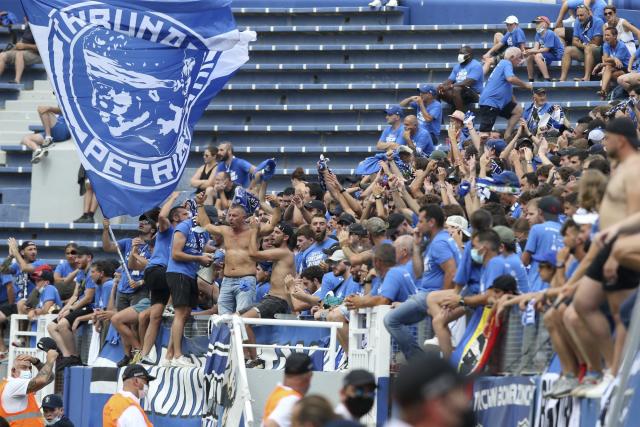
[107, 224, 134, 285]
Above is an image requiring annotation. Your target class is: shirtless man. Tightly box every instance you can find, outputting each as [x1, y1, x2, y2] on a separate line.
[563, 117, 640, 398]
[242, 219, 295, 368]
[197, 194, 280, 314]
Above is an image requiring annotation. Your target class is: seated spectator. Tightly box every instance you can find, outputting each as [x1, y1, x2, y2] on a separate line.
[21, 106, 71, 164]
[53, 243, 78, 301]
[526, 16, 564, 82]
[522, 89, 565, 136]
[376, 106, 404, 151]
[603, 5, 640, 56]
[215, 142, 256, 188]
[399, 85, 441, 144]
[189, 144, 217, 194]
[593, 27, 631, 99]
[399, 115, 434, 158]
[478, 47, 532, 139]
[26, 265, 62, 321]
[482, 16, 526, 76]
[437, 45, 483, 112]
[0, 23, 41, 84]
[558, 5, 604, 82]
[368, 0, 398, 7]
[555, 0, 606, 34]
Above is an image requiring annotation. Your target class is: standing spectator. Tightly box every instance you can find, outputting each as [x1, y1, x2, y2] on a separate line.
[558, 5, 604, 82]
[334, 369, 377, 422]
[376, 106, 404, 151]
[41, 394, 74, 426]
[399, 85, 441, 144]
[478, 47, 532, 139]
[20, 106, 71, 164]
[482, 16, 526, 76]
[526, 16, 564, 82]
[399, 115, 434, 158]
[437, 46, 484, 112]
[593, 27, 631, 99]
[263, 353, 314, 427]
[0, 23, 41, 84]
[215, 142, 256, 188]
[303, 215, 336, 268]
[53, 243, 78, 301]
[603, 6, 640, 56]
[189, 145, 217, 193]
[102, 365, 154, 427]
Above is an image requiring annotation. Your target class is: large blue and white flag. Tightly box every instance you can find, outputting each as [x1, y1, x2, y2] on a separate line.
[21, 0, 255, 218]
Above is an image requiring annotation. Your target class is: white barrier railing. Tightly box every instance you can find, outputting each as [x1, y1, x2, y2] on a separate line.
[8, 314, 57, 402]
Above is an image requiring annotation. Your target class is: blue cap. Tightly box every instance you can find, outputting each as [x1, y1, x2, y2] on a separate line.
[493, 171, 520, 187]
[384, 105, 404, 116]
[418, 84, 437, 95]
[485, 139, 507, 154]
[41, 394, 64, 409]
[536, 251, 557, 267]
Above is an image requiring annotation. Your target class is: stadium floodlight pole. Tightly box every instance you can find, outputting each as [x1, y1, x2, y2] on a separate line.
[607, 288, 640, 427]
[107, 224, 134, 285]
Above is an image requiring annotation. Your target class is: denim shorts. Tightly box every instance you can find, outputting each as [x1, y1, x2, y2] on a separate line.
[218, 276, 256, 314]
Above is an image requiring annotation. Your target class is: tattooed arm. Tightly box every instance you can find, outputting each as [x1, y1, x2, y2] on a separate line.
[26, 350, 58, 393]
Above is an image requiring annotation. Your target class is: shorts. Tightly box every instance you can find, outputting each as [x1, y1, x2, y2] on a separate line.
[240, 294, 290, 319]
[2, 50, 41, 66]
[167, 272, 198, 308]
[132, 298, 151, 313]
[39, 120, 71, 142]
[570, 44, 603, 63]
[115, 289, 149, 312]
[144, 265, 170, 306]
[478, 102, 518, 132]
[0, 303, 17, 317]
[541, 52, 562, 64]
[586, 240, 640, 291]
[61, 306, 93, 325]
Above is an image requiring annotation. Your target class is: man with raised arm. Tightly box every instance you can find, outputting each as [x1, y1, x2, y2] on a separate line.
[196, 193, 281, 314]
[242, 219, 295, 368]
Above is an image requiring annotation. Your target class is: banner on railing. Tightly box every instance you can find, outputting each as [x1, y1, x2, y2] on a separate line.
[473, 376, 536, 427]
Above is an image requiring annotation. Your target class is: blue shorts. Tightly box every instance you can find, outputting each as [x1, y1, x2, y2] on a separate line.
[40, 120, 71, 142]
[541, 52, 562, 64]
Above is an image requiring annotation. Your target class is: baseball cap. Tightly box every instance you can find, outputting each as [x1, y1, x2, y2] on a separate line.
[445, 215, 471, 237]
[492, 171, 520, 187]
[257, 261, 272, 273]
[363, 217, 388, 234]
[397, 145, 413, 155]
[284, 353, 314, 375]
[489, 274, 519, 294]
[588, 128, 605, 143]
[533, 87, 547, 95]
[19, 241, 36, 251]
[343, 369, 377, 388]
[41, 394, 64, 409]
[536, 251, 558, 267]
[588, 143, 606, 156]
[388, 212, 408, 230]
[304, 199, 326, 213]
[418, 84, 437, 95]
[348, 223, 368, 236]
[322, 242, 341, 256]
[573, 208, 599, 225]
[394, 353, 467, 406]
[31, 264, 54, 283]
[485, 139, 507, 154]
[337, 213, 356, 226]
[538, 195, 562, 219]
[493, 225, 516, 245]
[384, 105, 403, 117]
[504, 15, 519, 24]
[429, 150, 448, 161]
[515, 137, 534, 151]
[448, 110, 465, 122]
[122, 364, 155, 382]
[329, 250, 348, 263]
[606, 117, 640, 148]
[532, 16, 551, 25]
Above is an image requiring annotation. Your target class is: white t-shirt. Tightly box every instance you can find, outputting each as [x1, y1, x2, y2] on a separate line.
[115, 391, 148, 427]
[1, 377, 30, 413]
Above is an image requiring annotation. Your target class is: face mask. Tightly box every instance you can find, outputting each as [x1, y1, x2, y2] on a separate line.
[345, 396, 375, 418]
[45, 417, 62, 426]
[471, 248, 484, 264]
[19, 370, 32, 380]
[457, 54, 467, 64]
[139, 384, 149, 400]
[536, 25, 545, 34]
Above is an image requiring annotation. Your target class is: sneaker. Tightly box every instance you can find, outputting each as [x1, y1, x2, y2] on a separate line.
[582, 373, 614, 399]
[386, 0, 398, 6]
[245, 358, 265, 369]
[544, 375, 579, 399]
[140, 355, 155, 365]
[116, 354, 132, 368]
[31, 149, 45, 164]
[423, 336, 440, 348]
[42, 136, 53, 148]
[368, 0, 382, 6]
[172, 355, 196, 368]
[570, 374, 600, 397]
[159, 358, 172, 367]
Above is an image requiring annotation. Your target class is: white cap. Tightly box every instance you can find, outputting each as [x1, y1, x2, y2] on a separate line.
[445, 215, 471, 237]
[397, 145, 413, 154]
[573, 208, 599, 225]
[504, 15, 519, 24]
[588, 128, 605, 142]
[328, 250, 347, 262]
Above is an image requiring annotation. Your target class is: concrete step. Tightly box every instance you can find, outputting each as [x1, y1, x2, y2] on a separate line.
[14, 91, 57, 101]
[33, 80, 53, 91]
[0, 204, 29, 222]
[234, 6, 407, 26]
[0, 187, 30, 205]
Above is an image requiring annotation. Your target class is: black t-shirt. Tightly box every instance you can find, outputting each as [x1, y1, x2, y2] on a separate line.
[222, 184, 237, 200]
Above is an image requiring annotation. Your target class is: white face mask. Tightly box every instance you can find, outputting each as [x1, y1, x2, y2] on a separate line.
[45, 417, 61, 426]
[536, 25, 545, 34]
[19, 370, 32, 380]
[139, 384, 149, 400]
[457, 54, 467, 64]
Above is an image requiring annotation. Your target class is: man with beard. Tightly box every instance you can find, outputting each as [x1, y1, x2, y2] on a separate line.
[294, 225, 316, 274]
[242, 220, 295, 368]
[215, 142, 257, 188]
[303, 215, 337, 268]
[197, 193, 281, 315]
[376, 106, 404, 151]
[312, 258, 365, 321]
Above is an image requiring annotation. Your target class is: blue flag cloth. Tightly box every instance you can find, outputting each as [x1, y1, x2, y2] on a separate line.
[256, 158, 277, 182]
[232, 187, 260, 215]
[22, 0, 255, 218]
[355, 153, 388, 176]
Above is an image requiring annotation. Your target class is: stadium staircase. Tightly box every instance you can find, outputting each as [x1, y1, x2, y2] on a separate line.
[0, 6, 614, 263]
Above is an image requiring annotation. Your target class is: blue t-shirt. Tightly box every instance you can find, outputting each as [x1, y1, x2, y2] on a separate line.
[535, 30, 564, 60]
[255, 282, 271, 303]
[75, 269, 96, 308]
[334, 276, 362, 299]
[401, 260, 417, 283]
[503, 253, 530, 294]
[54, 261, 75, 279]
[318, 273, 345, 300]
[525, 220, 563, 292]
[8, 260, 45, 300]
[501, 27, 527, 48]
[379, 125, 404, 147]
[302, 238, 335, 268]
[217, 157, 254, 188]
[604, 41, 631, 69]
[167, 219, 209, 278]
[370, 266, 417, 303]
[568, 0, 606, 21]
[401, 127, 434, 157]
[116, 238, 151, 294]
[448, 59, 484, 94]
[147, 225, 174, 268]
[94, 279, 114, 309]
[479, 59, 515, 110]
[573, 17, 604, 44]
[37, 284, 62, 310]
[480, 256, 508, 294]
[454, 241, 483, 294]
[410, 100, 442, 135]
[419, 230, 461, 291]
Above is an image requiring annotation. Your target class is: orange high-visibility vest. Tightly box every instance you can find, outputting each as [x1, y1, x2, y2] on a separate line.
[103, 392, 153, 427]
[0, 380, 44, 427]
[263, 384, 302, 421]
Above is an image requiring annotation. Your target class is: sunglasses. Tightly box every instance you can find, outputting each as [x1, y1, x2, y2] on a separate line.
[65, 251, 77, 256]
[139, 219, 151, 225]
[604, 11, 614, 16]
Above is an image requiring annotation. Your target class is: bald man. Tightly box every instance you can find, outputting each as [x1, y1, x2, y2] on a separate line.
[400, 115, 434, 157]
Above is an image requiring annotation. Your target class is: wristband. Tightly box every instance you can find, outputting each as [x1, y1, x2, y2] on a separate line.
[459, 297, 466, 307]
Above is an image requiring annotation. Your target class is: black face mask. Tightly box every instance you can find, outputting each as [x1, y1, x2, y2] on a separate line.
[459, 407, 476, 427]
[345, 396, 374, 418]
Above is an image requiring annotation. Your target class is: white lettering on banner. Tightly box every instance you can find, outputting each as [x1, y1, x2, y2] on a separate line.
[473, 383, 536, 411]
